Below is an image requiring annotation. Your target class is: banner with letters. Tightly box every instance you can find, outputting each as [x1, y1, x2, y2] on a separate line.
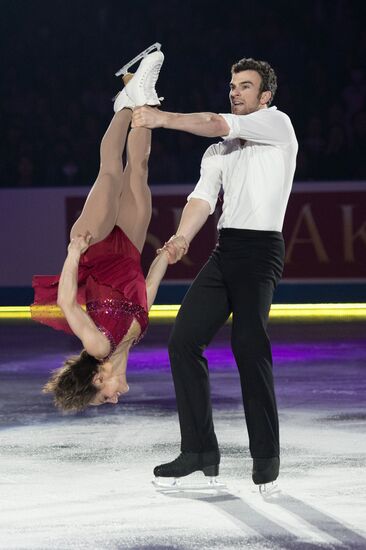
[65, 182, 366, 282]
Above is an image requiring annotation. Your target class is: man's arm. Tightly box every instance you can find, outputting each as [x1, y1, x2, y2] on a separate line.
[161, 142, 222, 262]
[219, 109, 297, 146]
[133, 106, 297, 147]
[174, 198, 211, 243]
[160, 198, 211, 263]
[132, 107, 230, 138]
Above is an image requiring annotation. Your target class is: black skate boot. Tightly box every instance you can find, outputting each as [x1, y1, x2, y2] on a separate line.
[153, 450, 221, 488]
[252, 457, 280, 495]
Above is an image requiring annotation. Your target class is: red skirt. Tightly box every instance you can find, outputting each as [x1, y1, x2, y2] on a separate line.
[31, 226, 148, 336]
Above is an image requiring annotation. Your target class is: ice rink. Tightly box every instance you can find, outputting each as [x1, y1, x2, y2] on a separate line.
[1, 320, 365, 549]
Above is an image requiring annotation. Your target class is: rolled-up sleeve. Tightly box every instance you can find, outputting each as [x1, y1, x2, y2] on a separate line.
[187, 144, 222, 214]
[219, 108, 296, 146]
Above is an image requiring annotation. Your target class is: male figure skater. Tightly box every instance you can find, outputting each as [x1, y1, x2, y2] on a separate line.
[132, 57, 298, 488]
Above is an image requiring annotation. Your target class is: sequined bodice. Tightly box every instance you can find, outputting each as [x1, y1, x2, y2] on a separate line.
[87, 298, 148, 358]
[31, 226, 149, 353]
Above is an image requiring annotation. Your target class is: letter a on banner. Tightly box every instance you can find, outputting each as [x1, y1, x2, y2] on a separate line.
[286, 203, 329, 263]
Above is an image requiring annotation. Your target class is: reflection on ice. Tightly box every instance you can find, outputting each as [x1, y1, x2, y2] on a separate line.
[0, 322, 366, 549]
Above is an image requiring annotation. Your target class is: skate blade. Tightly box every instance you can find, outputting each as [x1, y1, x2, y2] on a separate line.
[259, 481, 280, 498]
[115, 42, 162, 76]
[152, 475, 226, 492]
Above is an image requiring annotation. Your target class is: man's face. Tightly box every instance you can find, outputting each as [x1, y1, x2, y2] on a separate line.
[229, 70, 268, 115]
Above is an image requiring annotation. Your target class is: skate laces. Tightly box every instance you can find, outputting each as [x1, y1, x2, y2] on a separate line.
[139, 62, 163, 102]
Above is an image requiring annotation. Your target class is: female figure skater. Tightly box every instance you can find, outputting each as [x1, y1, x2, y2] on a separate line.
[31, 48, 187, 412]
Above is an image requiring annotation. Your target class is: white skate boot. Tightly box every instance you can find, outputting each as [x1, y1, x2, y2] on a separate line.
[113, 73, 134, 112]
[113, 43, 164, 112]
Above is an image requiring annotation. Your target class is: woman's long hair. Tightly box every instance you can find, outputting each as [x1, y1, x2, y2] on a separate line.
[43, 350, 101, 412]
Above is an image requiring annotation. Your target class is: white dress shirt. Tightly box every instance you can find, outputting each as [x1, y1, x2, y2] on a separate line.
[187, 106, 298, 232]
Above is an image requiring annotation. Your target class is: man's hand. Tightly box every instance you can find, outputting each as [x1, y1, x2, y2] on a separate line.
[132, 106, 166, 129]
[157, 235, 189, 264]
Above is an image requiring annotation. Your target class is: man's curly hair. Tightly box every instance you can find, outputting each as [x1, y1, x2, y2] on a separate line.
[231, 57, 278, 106]
[43, 350, 101, 412]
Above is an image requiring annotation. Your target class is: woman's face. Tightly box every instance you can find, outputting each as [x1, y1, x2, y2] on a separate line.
[93, 376, 129, 405]
[91, 362, 129, 406]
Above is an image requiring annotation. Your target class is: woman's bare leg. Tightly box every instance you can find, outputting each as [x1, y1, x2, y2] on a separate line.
[116, 127, 152, 252]
[70, 109, 132, 244]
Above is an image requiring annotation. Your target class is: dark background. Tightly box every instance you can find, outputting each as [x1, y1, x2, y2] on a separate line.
[1, 0, 365, 188]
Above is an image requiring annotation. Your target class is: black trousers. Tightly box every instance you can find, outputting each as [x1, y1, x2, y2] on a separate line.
[168, 228, 285, 459]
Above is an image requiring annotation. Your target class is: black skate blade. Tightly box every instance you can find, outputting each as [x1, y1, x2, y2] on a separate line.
[152, 475, 226, 492]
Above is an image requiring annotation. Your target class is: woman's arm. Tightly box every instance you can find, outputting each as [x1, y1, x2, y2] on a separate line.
[57, 248, 82, 309]
[57, 234, 110, 359]
[145, 251, 169, 311]
[146, 234, 190, 309]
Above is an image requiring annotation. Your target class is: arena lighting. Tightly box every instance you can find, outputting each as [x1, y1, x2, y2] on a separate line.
[1, 304, 366, 321]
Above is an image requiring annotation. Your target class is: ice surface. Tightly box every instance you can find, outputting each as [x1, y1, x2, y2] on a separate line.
[0, 321, 365, 549]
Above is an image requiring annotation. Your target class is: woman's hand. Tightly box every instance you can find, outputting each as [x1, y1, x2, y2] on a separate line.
[157, 235, 189, 264]
[68, 233, 92, 255]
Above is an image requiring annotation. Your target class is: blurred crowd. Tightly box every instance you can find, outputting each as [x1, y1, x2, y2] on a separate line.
[1, 0, 365, 188]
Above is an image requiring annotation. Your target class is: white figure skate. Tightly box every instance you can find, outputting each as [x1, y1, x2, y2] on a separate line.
[114, 43, 164, 111]
[113, 73, 134, 111]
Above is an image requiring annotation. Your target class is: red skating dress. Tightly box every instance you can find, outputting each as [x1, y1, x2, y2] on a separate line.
[31, 226, 148, 358]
